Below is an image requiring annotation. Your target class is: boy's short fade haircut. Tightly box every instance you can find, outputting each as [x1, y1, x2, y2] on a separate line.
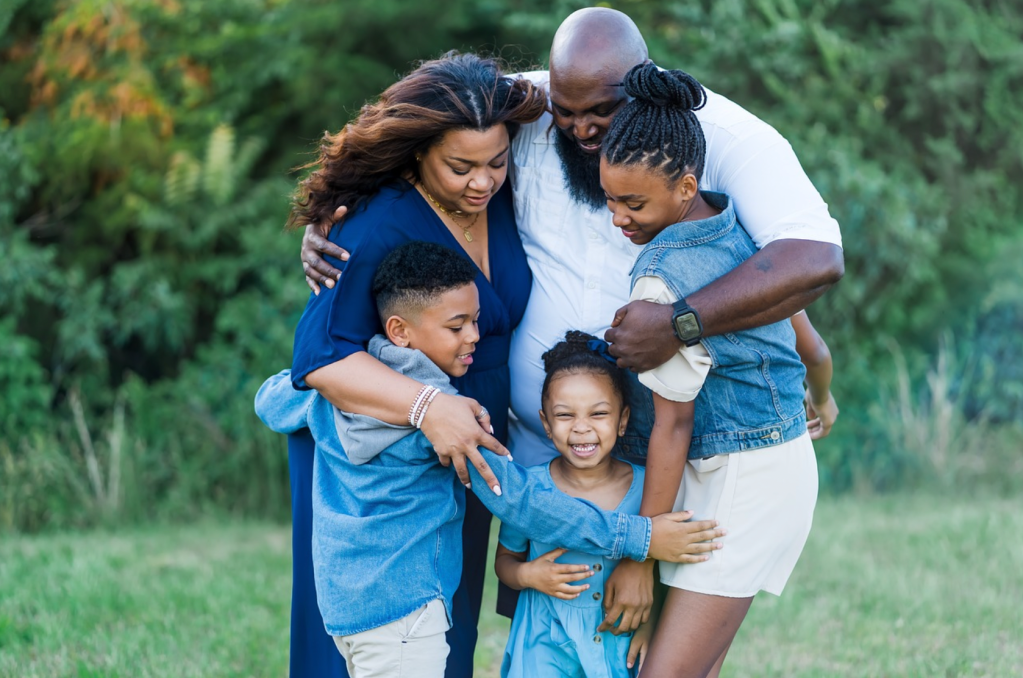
[372, 241, 478, 321]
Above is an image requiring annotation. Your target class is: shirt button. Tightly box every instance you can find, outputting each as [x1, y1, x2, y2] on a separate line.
[587, 281, 597, 289]
[593, 563, 603, 572]
[589, 232, 599, 240]
[770, 431, 781, 440]
[593, 635, 602, 644]
[592, 592, 602, 601]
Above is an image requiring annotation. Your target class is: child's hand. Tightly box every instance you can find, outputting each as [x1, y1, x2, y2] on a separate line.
[648, 510, 725, 563]
[521, 547, 593, 599]
[598, 558, 654, 635]
[627, 619, 655, 673]
[805, 389, 839, 439]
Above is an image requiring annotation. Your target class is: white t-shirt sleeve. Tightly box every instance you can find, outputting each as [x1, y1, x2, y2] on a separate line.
[699, 91, 843, 250]
[630, 276, 712, 403]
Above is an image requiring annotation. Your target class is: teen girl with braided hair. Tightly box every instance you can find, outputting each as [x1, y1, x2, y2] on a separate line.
[597, 63, 837, 677]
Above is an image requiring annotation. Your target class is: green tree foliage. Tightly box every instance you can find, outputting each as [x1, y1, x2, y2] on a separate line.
[1, 0, 1020, 529]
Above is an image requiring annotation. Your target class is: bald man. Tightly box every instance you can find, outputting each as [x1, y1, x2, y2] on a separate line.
[298, 7, 843, 676]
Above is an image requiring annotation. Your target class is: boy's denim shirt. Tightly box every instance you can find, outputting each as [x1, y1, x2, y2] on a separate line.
[625, 191, 807, 460]
[254, 336, 652, 637]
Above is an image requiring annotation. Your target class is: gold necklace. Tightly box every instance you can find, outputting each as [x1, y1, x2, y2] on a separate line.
[422, 187, 481, 242]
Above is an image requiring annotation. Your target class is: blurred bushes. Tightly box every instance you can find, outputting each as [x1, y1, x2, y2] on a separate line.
[1, 0, 1021, 531]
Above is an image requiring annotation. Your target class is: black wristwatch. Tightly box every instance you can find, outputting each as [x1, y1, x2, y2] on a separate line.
[670, 298, 704, 347]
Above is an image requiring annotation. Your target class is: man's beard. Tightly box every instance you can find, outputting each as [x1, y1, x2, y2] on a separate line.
[553, 130, 607, 211]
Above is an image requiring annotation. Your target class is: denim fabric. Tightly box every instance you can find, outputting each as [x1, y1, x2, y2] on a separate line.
[629, 192, 807, 459]
[500, 463, 645, 678]
[254, 371, 651, 638]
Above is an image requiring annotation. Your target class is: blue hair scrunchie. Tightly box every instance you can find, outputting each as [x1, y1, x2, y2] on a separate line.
[586, 338, 618, 366]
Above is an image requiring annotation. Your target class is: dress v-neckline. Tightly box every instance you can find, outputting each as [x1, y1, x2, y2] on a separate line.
[404, 179, 494, 284]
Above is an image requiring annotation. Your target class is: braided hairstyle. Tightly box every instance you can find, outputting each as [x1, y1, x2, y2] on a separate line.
[540, 331, 629, 410]
[602, 63, 708, 183]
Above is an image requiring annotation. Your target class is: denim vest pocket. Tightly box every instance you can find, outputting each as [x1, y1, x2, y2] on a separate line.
[690, 454, 729, 474]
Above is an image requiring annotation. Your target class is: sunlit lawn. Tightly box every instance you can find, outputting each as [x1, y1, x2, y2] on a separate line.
[1, 494, 1021, 677]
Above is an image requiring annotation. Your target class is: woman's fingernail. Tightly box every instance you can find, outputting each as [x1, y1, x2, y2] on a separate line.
[492, 485, 502, 496]
[506, 453, 514, 462]
[489, 425, 495, 434]
[465, 483, 472, 489]
[324, 279, 334, 289]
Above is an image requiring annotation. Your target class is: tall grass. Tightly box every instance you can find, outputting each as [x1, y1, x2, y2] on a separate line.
[869, 337, 1021, 493]
[3, 336, 1020, 533]
[0, 381, 290, 533]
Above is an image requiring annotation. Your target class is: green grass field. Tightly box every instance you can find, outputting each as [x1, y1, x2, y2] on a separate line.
[1, 494, 1021, 677]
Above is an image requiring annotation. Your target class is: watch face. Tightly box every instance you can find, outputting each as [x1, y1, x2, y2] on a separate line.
[674, 312, 701, 340]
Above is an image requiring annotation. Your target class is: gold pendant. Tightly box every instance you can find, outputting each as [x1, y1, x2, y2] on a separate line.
[463, 229, 473, 242]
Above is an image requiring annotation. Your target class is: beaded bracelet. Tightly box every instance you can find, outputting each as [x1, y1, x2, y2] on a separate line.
[410, 385, 439, 429]
[415, 387, 442, 429]
[407, 385, 433, 428]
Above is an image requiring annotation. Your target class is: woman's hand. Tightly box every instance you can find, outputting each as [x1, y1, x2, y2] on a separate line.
[648, 510, 725, 563]
[604, 300, 680, 372]
[627, 618, 655, 672]
[805, 389, 839, 439]
[419, 392, 510, 494]
[520, 547, 593, 599]
[597, 558, 654, 635]
[301, 206, 350, 294]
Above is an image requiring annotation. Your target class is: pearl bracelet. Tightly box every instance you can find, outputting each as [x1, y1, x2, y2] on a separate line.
[415, 387, 441, 429]
[408, 385, 433, 428]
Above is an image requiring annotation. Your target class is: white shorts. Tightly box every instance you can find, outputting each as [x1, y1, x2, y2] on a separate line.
[660, 433, 818, 598]
[333, 599, 450, 678]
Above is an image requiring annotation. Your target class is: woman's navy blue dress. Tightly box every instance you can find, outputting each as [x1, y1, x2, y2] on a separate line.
[288, 179, 531, 678]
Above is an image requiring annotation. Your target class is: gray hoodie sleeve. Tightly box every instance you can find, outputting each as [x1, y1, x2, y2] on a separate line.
[336, 336, 459, 464]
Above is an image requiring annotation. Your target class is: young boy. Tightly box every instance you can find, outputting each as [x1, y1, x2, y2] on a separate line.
[255, 241, 722, 678]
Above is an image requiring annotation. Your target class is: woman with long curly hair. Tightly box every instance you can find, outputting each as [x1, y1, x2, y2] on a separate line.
[285, 52, 546, 678]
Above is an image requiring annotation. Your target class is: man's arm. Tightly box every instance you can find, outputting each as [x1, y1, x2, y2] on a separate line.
[689, 239, 844, 333]
[605, 240, 842, 371]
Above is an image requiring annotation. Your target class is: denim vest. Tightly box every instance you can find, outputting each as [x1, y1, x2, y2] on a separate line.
[625, 191, 807, 460]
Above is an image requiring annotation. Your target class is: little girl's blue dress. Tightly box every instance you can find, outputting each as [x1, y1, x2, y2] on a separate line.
[500, 462, 645, 678]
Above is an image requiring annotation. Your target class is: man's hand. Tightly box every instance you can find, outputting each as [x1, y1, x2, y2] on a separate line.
[419, 393, 510, 494]
[806, 389, 839, 439]
[597, 558, 654, 635]
[648, 510, 725, 563]
[301, 206, 350, 294]
[604, 300, 680, 372]
[520, 548, 593, 599]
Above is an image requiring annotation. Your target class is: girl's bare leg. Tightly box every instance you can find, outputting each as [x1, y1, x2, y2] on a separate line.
[706, 637, 736, 678]
[640, 587, 753, 678]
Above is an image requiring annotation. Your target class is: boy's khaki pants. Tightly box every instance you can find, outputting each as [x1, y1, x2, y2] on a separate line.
[332, 598, 450, 678]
